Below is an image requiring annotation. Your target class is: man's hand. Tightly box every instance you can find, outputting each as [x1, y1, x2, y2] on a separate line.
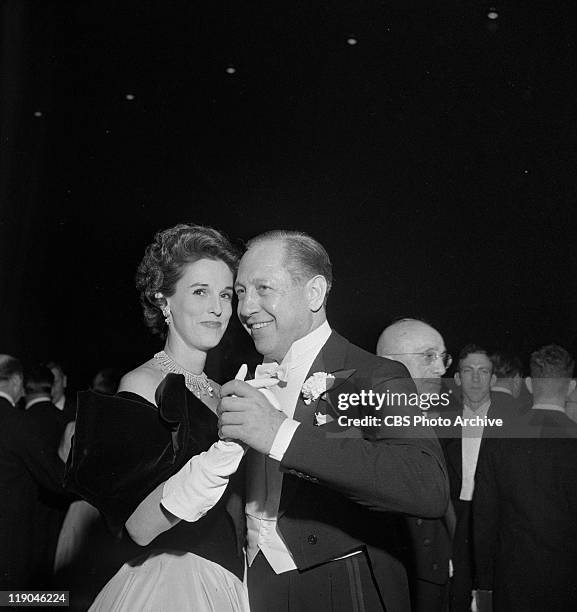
[218, 379, 286, 454]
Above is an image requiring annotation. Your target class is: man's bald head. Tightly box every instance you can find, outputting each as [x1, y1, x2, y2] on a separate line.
[377, 319, 442, 355]
[377, 319, 448, 395]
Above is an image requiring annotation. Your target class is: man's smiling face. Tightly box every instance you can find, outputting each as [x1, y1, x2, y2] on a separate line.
[235, 240, 315, 362]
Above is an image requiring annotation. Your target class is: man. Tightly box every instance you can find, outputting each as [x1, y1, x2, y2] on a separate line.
[442, 345, 504, 611]
[46, 361, 76, 423]
[377, 318, 453, 612]
[565, 385, 577, 423]
[90, 367, 121, 395]
[474, 345, 577, 611]
[376, 318, 449, 396]
[26, 365, 69, 445]
[25, 365, 72, 584]
[0, 355, 65, 588]
[489, 351, 528, 414]
[218, 231, 449, 612]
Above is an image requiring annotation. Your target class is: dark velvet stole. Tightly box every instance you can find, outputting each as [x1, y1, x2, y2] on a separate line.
[64, 373, 243, 579]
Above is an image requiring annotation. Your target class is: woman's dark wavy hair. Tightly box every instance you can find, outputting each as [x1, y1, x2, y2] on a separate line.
[136, 223, 240, 337]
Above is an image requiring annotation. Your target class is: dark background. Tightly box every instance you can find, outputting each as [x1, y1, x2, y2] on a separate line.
[1, 0, 576, 390]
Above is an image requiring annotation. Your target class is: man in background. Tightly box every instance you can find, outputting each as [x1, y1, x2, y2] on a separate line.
[474, 344, 577, 611]
[90, 367, 121, 395]
[25, 364, 72, 584]
[489, 351, 527, 414]
[444, 345, 497, 611]
[46, 360, 76, 423]
[377, 318, 453, 612]
[0, 355, 66, 588]
[26, 365, 68, 445]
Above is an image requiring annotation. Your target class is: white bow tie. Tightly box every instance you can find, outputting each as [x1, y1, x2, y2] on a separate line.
[254, 362, 290, 382]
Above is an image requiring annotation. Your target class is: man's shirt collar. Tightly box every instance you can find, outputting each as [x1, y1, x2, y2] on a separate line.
[25, 395, 52, 410]
[0, 390, 15, 406]
[267, 321, 332, 369]
[463, 399, 491, 417]
[532, 403, 566, 414]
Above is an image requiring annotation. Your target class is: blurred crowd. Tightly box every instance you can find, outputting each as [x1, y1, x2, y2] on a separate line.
[0, 358, 131, 609]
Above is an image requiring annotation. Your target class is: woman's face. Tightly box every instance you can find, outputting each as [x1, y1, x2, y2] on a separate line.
[165, 258, 234, 352]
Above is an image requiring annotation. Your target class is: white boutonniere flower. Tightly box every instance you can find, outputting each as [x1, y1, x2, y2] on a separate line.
[301, 372, 335, 405]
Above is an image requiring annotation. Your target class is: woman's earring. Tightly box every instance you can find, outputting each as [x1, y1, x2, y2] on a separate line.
[155, 293, 171, 326]
[161, 305, 172, 326]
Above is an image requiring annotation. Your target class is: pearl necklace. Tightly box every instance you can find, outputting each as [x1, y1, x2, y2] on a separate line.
[154, 351, 214, 398]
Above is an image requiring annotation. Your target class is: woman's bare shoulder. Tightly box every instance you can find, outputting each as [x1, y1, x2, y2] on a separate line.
[118, 359, 164, 405]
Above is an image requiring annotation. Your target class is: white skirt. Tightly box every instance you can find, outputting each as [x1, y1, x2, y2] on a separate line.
[89, 551, 249, 612]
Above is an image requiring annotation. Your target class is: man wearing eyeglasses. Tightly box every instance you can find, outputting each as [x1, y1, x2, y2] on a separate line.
[377, 318, 451, 402]
[377, 318, 454, 612]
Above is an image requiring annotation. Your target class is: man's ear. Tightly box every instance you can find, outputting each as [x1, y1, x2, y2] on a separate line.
[454, 371, 461, 387]
[512, 374, 522, 398]
[525, 377, 533, 394]
[11, 374, 24, 401]
[567, 379, 577, 398]
[490, 373, 497, 388]
[63, 374, 68, 389]
[306, 275, 328, 312]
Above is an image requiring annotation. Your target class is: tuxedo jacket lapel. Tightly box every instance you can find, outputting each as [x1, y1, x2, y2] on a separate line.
[292, 330, 349, 424]
[280, 331, 349, 515]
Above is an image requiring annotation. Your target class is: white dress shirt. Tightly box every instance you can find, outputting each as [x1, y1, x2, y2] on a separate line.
[531, 403, 566, 413]
[246, 321, 332, 573]
[0, 390, 15, 406]
[460, 399, 491, 501]
[25, 395, 52, 410]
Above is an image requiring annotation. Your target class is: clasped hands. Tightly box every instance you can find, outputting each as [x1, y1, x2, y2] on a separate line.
[217, 365, 287, 455]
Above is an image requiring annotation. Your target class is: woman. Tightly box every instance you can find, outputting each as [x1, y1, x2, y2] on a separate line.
[66, 223, 249, 611]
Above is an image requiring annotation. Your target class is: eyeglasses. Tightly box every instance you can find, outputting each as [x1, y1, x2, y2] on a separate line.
[384, 351, 453, 368]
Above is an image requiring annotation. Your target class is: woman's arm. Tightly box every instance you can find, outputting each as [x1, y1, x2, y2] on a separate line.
[127, 438, 246, 545]
[126, 483, 181, 546]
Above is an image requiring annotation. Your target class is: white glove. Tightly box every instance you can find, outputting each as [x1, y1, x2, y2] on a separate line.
[161, 364, 279, 522]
